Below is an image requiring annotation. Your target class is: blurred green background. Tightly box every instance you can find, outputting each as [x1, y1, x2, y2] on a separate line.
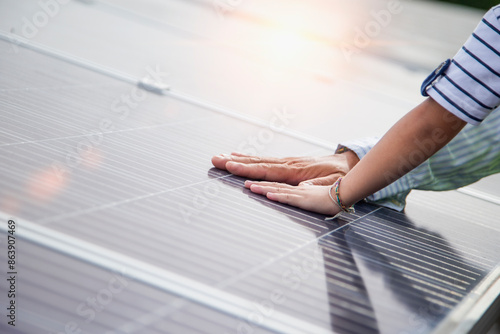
[435, 0, 498, 10]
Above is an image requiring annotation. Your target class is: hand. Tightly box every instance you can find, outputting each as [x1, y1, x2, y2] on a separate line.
[211, 151, 360, 186]
[244, 181, 341, 216]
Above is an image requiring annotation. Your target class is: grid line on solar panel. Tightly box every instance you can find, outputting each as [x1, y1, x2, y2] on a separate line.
[0, 217, 338, 334]
[0, 238, 182, 332]
[2, 2, 500, 333]
[350, 227, 483, 277]
[40, 202, 381, 288]
[408, 191, 500, 234]
[0, 185, 392, 334]
[361, 216, 498, 267]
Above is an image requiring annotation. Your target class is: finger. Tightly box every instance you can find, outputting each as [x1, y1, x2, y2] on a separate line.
[299, 174, 342, 186]
[245, 180, 295, 188]
[269, 186, 340, 216]
[212, 154, 266, 170]
[211, 154, 233, 170]
[231, 152, 314, 163]
[226, 161, 298, 183]
[267, 192, 303, 206]
[247, 182, 295, 195]
[212, 153, 284, 170]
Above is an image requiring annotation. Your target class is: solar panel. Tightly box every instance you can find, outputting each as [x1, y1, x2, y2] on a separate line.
[1, 1, 499, 333]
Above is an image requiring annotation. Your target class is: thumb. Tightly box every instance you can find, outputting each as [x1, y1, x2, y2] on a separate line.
[299, 174, 342, 186]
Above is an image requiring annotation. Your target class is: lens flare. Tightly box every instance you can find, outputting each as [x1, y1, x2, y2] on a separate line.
[266, 28, 308, 65]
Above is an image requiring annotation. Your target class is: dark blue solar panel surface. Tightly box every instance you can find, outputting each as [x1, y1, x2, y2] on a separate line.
[0, 1, 499, 334]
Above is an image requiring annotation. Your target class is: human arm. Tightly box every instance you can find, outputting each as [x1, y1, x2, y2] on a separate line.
[332, 98, 467, 210]
[344, 107, 500, 210]
[245, 98, 467, 216]
[215, 5, 500, 215]
[342, 3, 500, 209]
[213, 104, 500, 212]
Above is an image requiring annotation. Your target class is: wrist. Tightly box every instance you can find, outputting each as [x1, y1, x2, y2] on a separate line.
[341, 150, 360, 171]
[336, 173, 358, 209]
[325, 177, 355, 220]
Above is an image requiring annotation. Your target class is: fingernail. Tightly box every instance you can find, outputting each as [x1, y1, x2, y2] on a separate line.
[244, 180, 253, 187]
[302, 181, 313, 186]
[221, 153, 231, 158]
[251, 185, 262, 192]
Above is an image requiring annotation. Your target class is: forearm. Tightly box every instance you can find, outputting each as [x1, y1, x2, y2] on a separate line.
[337, 107, 500, 210]
[339, 98, 467, 207]
[336, 4, 500, 208]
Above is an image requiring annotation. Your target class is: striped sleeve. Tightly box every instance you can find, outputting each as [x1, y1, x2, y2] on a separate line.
[423, 5, 500, 125]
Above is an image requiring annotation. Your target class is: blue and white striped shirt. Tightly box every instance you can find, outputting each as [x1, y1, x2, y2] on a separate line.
[340, 5, 500, 210]
[424, 5, 500, 125]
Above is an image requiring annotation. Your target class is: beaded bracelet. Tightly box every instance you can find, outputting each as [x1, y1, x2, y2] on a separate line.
[325, 177, 355, 220]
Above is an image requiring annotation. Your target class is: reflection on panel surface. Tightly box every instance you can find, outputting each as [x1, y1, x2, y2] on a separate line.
[0, 1, 499, 334]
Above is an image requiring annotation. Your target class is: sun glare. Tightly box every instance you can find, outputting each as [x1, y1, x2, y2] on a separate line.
[266, 28, 308, 65]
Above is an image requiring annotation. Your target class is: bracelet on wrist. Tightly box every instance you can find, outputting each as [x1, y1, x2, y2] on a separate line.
[325, 177, 355, 220]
